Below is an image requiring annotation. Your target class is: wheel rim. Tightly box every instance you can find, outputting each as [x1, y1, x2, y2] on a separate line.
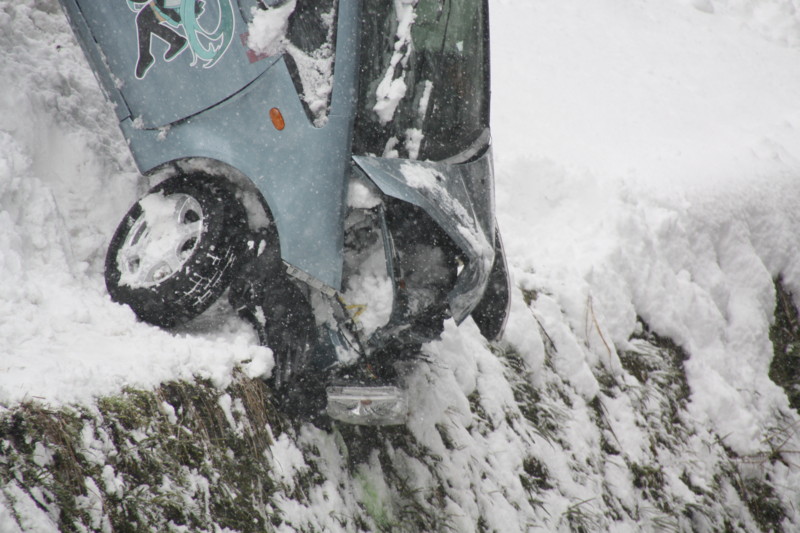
[116, 192, 204, 288]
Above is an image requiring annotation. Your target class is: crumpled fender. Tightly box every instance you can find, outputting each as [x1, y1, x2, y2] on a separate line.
[353, 149, 500, 326]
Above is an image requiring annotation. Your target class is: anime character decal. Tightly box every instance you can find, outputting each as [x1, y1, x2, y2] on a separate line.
[128, 0, 235, 79]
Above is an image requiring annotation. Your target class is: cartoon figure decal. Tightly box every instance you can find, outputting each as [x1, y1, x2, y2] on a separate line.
[128, 0, 235, 79]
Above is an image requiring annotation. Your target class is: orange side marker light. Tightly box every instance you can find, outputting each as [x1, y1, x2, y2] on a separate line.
[270, 107, 285, 131]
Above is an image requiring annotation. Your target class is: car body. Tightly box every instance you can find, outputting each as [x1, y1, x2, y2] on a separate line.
[58, 0, 510, 421]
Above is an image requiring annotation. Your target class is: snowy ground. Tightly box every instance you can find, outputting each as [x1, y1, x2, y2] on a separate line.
[3, 0, 800, 531]
[492, 0, 800, 454]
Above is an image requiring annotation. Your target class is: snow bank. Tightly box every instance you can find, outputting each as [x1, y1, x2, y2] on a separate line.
[493, 0, 800, 456]
[3, 0, 800, 530]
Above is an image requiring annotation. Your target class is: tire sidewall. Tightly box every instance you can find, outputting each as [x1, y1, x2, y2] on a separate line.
[105, 172, 248, 328]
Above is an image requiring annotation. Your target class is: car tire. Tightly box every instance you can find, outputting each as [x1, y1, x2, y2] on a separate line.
[105, 172, 248, 328]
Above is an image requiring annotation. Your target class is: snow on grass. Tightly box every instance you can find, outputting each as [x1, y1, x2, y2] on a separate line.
[4, 0, 800, 530]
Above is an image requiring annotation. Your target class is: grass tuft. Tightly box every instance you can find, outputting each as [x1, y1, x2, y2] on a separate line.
[769, 277, 800, 412]
[0, 372, 281, 532]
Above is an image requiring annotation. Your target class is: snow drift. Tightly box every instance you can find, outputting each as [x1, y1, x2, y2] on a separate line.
[3, 0, 800, 531]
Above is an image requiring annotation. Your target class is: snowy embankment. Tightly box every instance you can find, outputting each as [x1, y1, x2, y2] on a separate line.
[3, 0, 800, 531]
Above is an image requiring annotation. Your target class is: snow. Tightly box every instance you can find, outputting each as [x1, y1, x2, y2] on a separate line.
[4, 0, 800, 529]
[248, 1, 336, 126]
[116, 191, 200, 288]
[373, 0, 417, 125]
[0, 483, 59, 533]
[246, 0, 296, 57]
[491, 0, 800, 456]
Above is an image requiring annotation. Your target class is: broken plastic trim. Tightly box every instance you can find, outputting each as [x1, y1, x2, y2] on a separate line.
[285, 262, 337, 297]
[352, 150, 497, 323]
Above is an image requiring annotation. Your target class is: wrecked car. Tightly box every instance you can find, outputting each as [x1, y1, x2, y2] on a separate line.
[57, 0, 510, 425]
